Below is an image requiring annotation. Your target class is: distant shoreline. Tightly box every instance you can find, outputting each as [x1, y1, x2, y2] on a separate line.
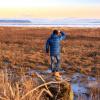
[0, 24, 100, 28]
[0, 18, 100, 28]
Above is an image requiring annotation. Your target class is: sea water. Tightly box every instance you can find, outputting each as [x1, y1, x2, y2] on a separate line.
[0, 18, 100, 27]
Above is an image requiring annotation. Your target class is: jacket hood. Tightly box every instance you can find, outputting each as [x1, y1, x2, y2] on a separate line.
[50, 32, 58, 39]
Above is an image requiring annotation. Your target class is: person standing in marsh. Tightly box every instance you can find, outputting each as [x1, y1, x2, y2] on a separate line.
[45, 30, 66, 79]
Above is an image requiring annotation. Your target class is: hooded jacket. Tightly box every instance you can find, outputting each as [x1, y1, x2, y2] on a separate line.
[46, 31, 66, 56]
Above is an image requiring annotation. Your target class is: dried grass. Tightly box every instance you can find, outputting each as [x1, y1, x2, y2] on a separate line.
[0, 69, 73, 100]
[0, 27, 100, 100]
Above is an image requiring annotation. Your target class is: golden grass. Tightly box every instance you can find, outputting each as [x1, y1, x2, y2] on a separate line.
[0, 26, 100, 100]
[0, 69, 74, 100]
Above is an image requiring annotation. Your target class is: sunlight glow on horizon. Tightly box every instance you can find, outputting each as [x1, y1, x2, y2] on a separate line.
[0, 0, 100, 18]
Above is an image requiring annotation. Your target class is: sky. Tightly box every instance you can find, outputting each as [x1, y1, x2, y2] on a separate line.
[0, 0, 100, 19]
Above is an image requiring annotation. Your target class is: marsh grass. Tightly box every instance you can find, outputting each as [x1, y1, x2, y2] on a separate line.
[0, 69, 38, 100]
[0, 27, 100, 100]
[0, 69, 74, 100]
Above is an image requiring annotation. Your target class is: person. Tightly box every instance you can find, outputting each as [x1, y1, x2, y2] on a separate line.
[45, 30, 66, 79]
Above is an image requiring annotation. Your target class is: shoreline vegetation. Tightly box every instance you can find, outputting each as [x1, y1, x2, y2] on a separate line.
[0, 26, 100, 100]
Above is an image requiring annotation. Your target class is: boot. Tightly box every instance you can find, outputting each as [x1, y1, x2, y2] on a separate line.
[54, 72, 62, 81]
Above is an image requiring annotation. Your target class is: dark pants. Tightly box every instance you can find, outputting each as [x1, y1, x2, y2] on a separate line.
[50, 55, 60, 72]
